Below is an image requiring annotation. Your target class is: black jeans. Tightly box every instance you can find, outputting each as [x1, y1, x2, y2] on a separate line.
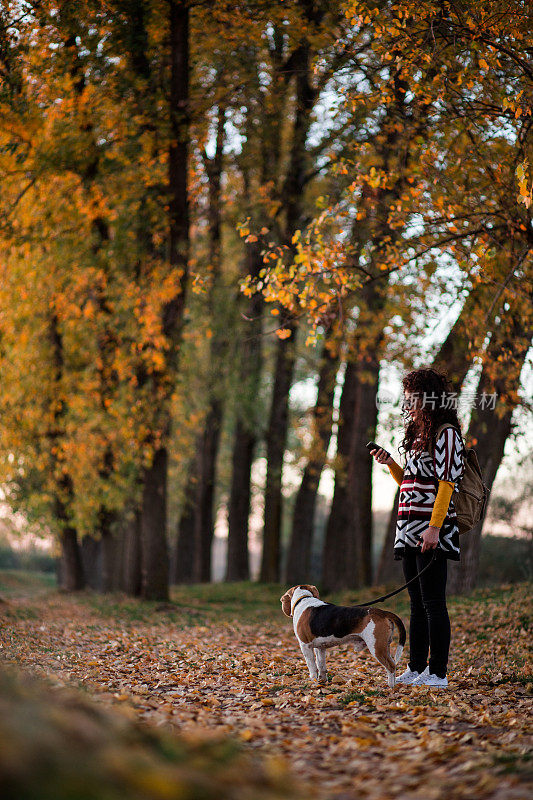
[402, 548, 450, 678]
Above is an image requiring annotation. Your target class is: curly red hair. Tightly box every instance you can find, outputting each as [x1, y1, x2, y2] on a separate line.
[399, 367, 463, 459]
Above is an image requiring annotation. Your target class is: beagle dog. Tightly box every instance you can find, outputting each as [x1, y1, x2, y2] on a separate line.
[280, 584, 406, 688]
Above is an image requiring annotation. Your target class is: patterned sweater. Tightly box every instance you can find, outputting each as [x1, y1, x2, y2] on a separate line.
[389, 426, 465, 561]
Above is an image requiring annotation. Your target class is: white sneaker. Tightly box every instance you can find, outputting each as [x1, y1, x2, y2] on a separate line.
[396, 666, 427, 685]
[412, 670, 448, 687]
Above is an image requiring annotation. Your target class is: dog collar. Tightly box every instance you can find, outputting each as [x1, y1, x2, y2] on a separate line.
[291, 593, 310, 613]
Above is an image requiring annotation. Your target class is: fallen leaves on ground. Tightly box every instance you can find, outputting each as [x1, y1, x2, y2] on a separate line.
[0, 575, 531, 800]
[0, 667, 302, 800]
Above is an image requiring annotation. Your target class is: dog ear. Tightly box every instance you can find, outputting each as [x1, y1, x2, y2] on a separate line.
[280, 588, 294, 617]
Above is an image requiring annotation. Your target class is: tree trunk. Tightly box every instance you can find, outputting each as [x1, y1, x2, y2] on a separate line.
[285, 337, 339, 583]
[138, 1, 189, 599]
[321, 360, 359, 591]
[448, 393, 513, 595]
[322, 280, 386, 592]
[226, 238, 263, 581]
[260, 323, 298, 582]
[49, 306, 84, 591]
[194, 398, 223, 581]
[259, 36, 316, 583]
[226, 29, 310, 582]
[323, 351, 381, 592]
[140, 447, 169, 600]
[432, 283, 488, 386]
[80, 536, 101, 590]
[226, 418, 255, 581]
[59, 527, 84, 592]
[347, 351, 381, 587]
[448, 303, 531, 594]
[192, 104, 226, 583]
[48, 310, 85, 592]
[63, 23, 119, 599]
[375, 488, 402, 584]
[321, 73, 413, 591]
[122, 509, 142, 596]
[100, 518, 117, 593]
[173, 465, 198, 584]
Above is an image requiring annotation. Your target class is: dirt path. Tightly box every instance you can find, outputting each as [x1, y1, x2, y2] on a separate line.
[0, 578, 531, 799]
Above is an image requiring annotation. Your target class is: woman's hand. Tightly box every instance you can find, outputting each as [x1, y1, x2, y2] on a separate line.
[369, 447, 392, 465]
[419, 526, 440, 552]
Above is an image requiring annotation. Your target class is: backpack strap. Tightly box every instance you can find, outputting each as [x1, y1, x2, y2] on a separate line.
[430, 423, 465, 456]
[431, 423, 453, 455]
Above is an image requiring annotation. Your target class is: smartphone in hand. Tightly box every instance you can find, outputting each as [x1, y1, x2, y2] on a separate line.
[366, 441, 390, 458]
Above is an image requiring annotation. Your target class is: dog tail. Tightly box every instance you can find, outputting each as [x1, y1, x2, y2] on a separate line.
[384, 611, 406, 664]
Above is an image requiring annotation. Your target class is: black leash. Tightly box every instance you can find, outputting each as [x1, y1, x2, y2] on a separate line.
[352, 549, 438, 607]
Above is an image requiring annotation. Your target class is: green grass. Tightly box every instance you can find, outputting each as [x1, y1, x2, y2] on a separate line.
[0, 572, 290, 627]
[338, 688, 385, 707]
[2, 606, 39, 621]
[0, 569, 530, 633]
[0, 570, 56, 597]
[492, 750, 533, 776]
[82, 579, 418, 628]
[80, 581, 288, 627]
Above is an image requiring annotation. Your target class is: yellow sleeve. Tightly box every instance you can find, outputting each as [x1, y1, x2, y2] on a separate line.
[388, 460, 404, 486]
[429, 480, 455, 528]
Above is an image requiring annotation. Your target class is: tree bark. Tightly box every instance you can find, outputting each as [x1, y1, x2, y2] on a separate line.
[225, 54, 269, 582]
[139, 1, 189, 600]
[194, 399, 223, 581]
[226, 226, 263, 582]
[135, 390, 172, 598]
[375, 488, 402, 584]
[58, 526, 84, 592]
[285, 336, 339, 583]
[321, 359, 360, 591]
[226, 27, 312, 582]
[227, 418, 255, 581]
[48, 307, 85, 592]
[99, 512, 117, 593]
[448, 393, 513, 595]
[62, 22, 119, 597]
[140, 447, 170, 600]
[347, 350, 381, 587]
[122, 509, 142, 596]
[259, 37, 316, 583]
[448, 302, 531, 594]
[191, 105, 226, 582]
[173, 465, 198, 584]
[43, 30, 89, 593]
[80, 536, 101, 590]
[260, 323, 298, 582]
[432, 283, 487, 386]
[322, 278, 387, 592]
[323, 350, 381, 592]
[321, 68, 414, 592]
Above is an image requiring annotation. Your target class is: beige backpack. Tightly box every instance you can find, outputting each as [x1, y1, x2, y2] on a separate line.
[432, 423, 490, 535]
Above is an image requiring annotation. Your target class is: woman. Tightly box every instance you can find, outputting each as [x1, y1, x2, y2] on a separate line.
[370, 368, 465, 687]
